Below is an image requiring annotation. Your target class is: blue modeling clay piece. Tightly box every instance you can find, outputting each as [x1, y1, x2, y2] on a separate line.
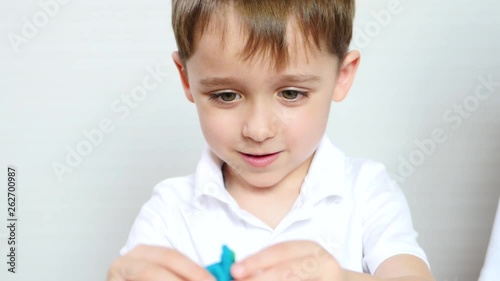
[206, 245, 235, 281]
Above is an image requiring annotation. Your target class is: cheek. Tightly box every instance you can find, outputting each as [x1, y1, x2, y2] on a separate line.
[197, 107, 238, 144]
[310, 97, 332, 127]
[284, 101, 330, 149]
[288, 101, 330, 134]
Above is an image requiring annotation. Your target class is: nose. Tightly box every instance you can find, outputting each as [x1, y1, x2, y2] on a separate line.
[242, 102, 280, 143]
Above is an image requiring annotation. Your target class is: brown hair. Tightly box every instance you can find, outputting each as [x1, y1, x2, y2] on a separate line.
[172, 0, 355, 70]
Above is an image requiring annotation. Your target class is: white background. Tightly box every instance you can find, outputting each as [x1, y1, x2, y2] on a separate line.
[0, 0, 499, 280]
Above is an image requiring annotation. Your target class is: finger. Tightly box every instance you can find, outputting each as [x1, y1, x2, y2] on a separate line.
[126, 245, 215, 281]
[238, 255, 341, 281]
[232, 240, 325, 279]
[108, 257, 185, 281]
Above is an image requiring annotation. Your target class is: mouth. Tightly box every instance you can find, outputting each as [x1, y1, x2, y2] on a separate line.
[239, 151, 281, 168]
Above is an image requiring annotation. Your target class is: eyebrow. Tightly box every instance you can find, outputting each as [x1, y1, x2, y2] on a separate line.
[199, 77, 239, 87]
[198, 74, 321, 87]
[278, 74, 321, 84]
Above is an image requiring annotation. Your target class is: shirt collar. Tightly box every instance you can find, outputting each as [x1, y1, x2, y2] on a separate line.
[300, 134, 346, 205]
[193, 147, 232, 205]
[193, 134, 346, 206]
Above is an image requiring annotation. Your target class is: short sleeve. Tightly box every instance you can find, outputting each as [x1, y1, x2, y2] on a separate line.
[360, 167, 429, 274]
[478, 197, 500, 281]
[119, 187, 174, 256]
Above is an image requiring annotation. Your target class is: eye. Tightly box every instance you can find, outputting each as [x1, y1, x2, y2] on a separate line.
[278, 90, 309, 101]
[209, 91, 241, 103]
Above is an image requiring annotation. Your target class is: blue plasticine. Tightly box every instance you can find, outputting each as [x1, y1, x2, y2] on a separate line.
[206, 245, 235, 281]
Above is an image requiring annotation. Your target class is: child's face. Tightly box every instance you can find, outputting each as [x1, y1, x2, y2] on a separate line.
[173, 14, 359, 189]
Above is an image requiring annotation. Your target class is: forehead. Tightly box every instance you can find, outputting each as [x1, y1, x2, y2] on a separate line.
[188, 5, 337, 72]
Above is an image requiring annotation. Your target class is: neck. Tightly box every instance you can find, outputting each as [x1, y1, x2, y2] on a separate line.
[221, 155, 314, 229]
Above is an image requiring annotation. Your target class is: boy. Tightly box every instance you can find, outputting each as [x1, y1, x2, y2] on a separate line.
[109, 0, 434, 280]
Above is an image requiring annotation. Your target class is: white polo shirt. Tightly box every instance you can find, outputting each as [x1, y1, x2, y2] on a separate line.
[120, 135, 428, 274]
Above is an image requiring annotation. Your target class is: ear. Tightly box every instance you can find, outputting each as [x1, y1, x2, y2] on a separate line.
[332, 50, 361, 102]
[172, 51, 195, 103]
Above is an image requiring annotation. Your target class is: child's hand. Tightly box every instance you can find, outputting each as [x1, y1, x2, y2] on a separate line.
[230, 240, 345, 281]
[107, 245, 215, 281]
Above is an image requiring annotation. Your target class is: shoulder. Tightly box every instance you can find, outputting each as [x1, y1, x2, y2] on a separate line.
[129, 174, 199, 233]
[315, 136, 395, 191]
[344, 157, 394, 188]
[309, 137, 400, 200]
[341, 154, 402, 202]
[119, 174, 197, 255]
[147, 174, 197, 209]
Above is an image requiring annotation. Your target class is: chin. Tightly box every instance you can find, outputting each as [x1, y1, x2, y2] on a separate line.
[240, 173, 284, 189]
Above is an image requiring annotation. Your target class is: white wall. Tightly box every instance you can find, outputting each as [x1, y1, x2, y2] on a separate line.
[0, 1, 498, 280]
